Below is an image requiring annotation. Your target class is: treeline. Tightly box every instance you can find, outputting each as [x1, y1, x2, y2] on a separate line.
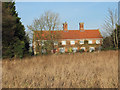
[2, 2, 30, 59]
[102, 9, 120, 50]
[102, 25, 120, 50]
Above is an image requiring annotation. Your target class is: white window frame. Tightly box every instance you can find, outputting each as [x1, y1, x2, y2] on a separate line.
[96, 40, 100, 44]
[89, 47, 95, 52]
[88, 40, 92, 44]
[54, 41, 58, 45]
[59, 47, 65, 53]
[72, 47, 78, 52]
[41, 40, 44, 46]
[80, 47, 85, 51]
[79, 40, 84, 44]
[61, 41, 66, 45]
[70, 41, 75, 45]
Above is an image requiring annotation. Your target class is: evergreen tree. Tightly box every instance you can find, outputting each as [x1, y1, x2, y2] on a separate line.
[117, 25, 120, 49]
[2, 2, 29, 59]
[102, 36, 113, 49]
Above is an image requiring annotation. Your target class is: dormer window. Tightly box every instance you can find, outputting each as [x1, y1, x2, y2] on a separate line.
[61, 41, 66, 45]
[70, 41, 75, 45]
[79, 40, 84, 44]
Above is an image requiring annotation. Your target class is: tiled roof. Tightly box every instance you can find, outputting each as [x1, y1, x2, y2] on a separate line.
[34, 29, 103, 40]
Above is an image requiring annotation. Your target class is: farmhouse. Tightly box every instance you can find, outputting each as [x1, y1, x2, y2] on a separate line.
[33, 22, 103, 54]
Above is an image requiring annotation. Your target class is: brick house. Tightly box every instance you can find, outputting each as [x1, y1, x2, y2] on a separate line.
[33, 22, 103, 54]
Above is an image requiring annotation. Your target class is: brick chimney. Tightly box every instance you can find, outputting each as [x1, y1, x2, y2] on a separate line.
[63, 22, 68, 31]
[79, 22, 84, 31]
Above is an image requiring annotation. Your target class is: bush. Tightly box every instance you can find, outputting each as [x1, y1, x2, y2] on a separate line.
[101, 47, 118, 51]
[68, 47, 72, 53]
[13, 39, 25, 59]
[79, 49, 84, 53]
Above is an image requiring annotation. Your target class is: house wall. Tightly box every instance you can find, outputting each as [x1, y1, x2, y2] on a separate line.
[33, 38, 103, 54]
[54, 38, 103, 52]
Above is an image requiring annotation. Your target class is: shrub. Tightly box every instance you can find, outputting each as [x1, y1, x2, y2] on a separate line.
[101, 47, 118, 51]
[68, 47, 72, 53]
[13, 39, 25, 59]
[87, 50, 89, 52]
[79, 49, 84, 53]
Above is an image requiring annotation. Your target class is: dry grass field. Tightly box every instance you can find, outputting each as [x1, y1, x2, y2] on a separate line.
[2, 50, 118, 88]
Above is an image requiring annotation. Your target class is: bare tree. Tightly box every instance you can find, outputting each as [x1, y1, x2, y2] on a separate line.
[102, 8, 118, 48]
[27, 11, 61, 54]
[28, 11, 61, 31]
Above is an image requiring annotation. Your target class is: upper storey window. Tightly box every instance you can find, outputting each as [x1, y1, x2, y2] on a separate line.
[79, 40, 84, 44]
[61, 41, 66, 45]
[88, 40, 92, 44]
[70, 41, 75, 45]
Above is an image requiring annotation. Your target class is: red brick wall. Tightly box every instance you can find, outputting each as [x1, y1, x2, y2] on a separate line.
[57, 39, 102, 52]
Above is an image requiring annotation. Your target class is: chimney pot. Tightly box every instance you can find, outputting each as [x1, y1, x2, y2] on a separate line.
[63, 22, 68, 31]
[79, 22, 84, 31]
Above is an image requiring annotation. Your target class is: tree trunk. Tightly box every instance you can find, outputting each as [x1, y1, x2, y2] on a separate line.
[115, 26, 118, 48]
[113, 31, 116, 47]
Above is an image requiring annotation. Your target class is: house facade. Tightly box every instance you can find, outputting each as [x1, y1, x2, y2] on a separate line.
[33, 22, 103, 54]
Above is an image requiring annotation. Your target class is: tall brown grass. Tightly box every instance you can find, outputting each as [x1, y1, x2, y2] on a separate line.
[2, 50, 118, 88]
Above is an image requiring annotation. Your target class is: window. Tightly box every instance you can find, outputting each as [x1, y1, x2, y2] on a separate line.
[61, 41, 66, 45]
[72, 47, 78, 53]
[88, 40, 92, 44]
[80, 47, 85, 51]
[59, 47, 65, 53]
[79, 40, 84, 44]
[70, 41, 75, 45]
[89, 47, 95, 52]
[38, 40, 44, 46]
[41, 49, 46, 54]
[54, 41, 58, 45]
[96, 40, 100, 44]
[41, 41, 44, 46]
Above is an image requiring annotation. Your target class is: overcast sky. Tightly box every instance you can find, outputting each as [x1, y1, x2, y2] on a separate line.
[15, 2, 118, 35]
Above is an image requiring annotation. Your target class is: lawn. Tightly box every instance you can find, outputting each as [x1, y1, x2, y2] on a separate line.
[2, 50, 118, 88]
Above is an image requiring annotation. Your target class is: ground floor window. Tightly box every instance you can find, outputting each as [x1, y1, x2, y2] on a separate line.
[41, 49, 47, 54]
[96, 40, 100, 44]
[54, 41, 58, 45]
[40, 40, 44, 46]
[72, 47, 78, 53]
[80, 47, 85, 51]
[89, 47, 95, 52]
[59, 47, 65, 53]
